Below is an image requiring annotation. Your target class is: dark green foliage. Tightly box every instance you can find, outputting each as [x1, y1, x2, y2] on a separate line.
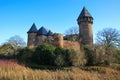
[54, 47, 66, 67]
[65, 49, 77, 66]
[84, 47, 95, 66]
[54, 47, 65, 55]
[16, 43, 86, 68]
[32, 44, 55, 65]
[17, 47, 34, 63]
[54, 47, 84, 67]
[54, 47, 78, 67]
[54, 54, 65, 67]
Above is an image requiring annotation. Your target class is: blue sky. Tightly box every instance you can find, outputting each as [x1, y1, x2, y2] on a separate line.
[0, 0, 120, 44]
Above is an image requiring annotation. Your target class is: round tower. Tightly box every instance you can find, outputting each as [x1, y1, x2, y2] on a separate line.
[27, 23, 37, 47]
[77, 7, 93, 46]
[53, 34, 63, 48]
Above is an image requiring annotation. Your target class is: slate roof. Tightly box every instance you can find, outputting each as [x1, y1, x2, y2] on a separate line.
[27, 23, 38, 33]
[37, 26, 49, 35]
[47, 30, 53, 36]
[77, 7, 93, 21]
[28, 23, 53, 36]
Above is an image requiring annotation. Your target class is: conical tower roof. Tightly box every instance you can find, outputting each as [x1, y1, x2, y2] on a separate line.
[27, 23, 38, 33]
[77, 7, 93, 21]
[37, 26, 48, 35]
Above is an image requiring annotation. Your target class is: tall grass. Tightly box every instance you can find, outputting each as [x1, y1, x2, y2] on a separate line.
[0, 60, 120, 80]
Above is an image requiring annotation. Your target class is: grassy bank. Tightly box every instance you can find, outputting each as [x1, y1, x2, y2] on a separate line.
[0, 60, 120, 80]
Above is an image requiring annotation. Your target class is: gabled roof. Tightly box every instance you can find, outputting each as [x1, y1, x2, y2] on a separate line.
[37, 26, 48, 35]
[47, 30, 53, 36]
[77, 7, 93, 21]
[27, 23, 38, 33]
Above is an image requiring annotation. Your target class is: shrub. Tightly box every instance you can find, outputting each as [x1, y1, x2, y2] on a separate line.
[54, 47, 66, 67]
[65, 49, 86, 67]
[17, 47, 34, 63]
[65, 49, 76, 66]
[32, 44, 55, 65]
[54, 54, 65, 67]
[54, 47, 86, 67]
[16, 43, 87, 68]
[54, 47, 78, 67]
[84, 47, 95, 66]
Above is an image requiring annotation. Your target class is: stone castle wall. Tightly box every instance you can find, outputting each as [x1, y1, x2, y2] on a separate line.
[35, 35, 48, 46]
[52, 34, 80, 50]
[28, 33, 80, 51]
[63, 40, 80, 51]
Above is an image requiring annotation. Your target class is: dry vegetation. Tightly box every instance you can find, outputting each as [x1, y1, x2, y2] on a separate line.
[0, 60, 120, 80]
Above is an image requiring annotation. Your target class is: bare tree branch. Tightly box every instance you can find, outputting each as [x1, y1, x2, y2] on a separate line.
[96, 28, 120, 48]
[7, 35, 26, 47]
[65, 26, 79, 35]
[64, 26, 79, 41]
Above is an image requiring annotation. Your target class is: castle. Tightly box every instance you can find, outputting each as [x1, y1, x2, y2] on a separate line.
[27, 7, 93, 50]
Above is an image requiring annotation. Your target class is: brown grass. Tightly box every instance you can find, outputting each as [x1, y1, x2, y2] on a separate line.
[0, 60, 120, 80]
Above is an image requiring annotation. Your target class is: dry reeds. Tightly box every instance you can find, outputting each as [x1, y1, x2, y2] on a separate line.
[0, 60, 120, 80]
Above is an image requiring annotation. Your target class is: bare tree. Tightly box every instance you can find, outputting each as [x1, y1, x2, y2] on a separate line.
[97, 28, 120, 48]
[96, 28, 120, 65]
[65, 26, 79, 35]
[64, 26, 79, 41]
[8, 35, 26, 47]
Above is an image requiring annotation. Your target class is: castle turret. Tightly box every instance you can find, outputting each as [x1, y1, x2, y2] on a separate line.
[27, 23, 37, 47]
[53, 34, 63, 48]
[36, 26, 48, 46]
[77, 7, 93, 46]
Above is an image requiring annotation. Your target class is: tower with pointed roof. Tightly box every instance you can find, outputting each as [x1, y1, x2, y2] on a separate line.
[27, 7, 93, 48]
[77, 7, 93, 46]
[36, 26, 49, 46]
[27, 23, 54, 47]
[27, 23, 37, 47]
